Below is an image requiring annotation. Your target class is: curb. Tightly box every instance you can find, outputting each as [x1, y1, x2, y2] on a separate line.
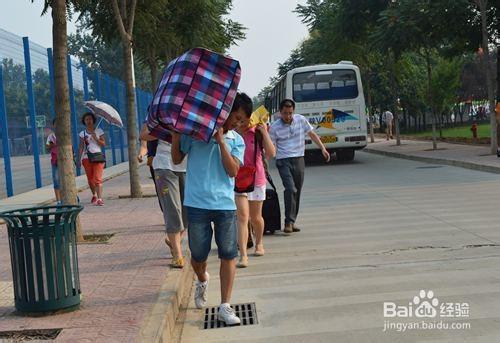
[139, 252, 194, 342]
[0, 163, 132, 224]
[364, 148, 500, 175]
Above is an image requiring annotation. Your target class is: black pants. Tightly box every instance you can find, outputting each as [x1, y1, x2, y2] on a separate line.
[149, 166, 163, 212]
[276, 157, 305, 225]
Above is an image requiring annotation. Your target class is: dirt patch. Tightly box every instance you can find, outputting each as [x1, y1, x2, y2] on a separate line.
[81, 233, 115, 244]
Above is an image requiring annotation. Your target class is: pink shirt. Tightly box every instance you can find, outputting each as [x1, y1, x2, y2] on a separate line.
[242, 128, 266, 187]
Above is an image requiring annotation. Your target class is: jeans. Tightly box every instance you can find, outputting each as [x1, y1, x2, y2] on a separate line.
[51, 164, 60, 190]
[276, 157, 305, 225]
[186, 207, 238, 262]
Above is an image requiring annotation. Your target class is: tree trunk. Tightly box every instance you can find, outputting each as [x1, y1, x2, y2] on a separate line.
[477, 0, 497, 153]
[425, 50, 437, 150]
[147, 48, 158, 93]
[496, 41, 500, 149]
[51, 0, 83, 242]
[365, 78, 375, 143]
[389, 51, 401, 146]
[111, 0, 142, 198]
[123, 43, 142, 198]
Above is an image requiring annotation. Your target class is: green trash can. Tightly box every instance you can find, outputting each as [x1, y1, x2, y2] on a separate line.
[0, 205, 83, 313]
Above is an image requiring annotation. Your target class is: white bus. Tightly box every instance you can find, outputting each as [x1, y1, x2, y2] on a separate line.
[265, 62, 367, 161]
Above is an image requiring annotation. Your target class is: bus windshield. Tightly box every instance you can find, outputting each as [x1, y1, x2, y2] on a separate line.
[293, 69, 358, 102]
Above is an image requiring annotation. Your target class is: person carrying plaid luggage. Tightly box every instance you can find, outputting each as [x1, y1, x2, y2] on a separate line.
[171, 92, 252, 326]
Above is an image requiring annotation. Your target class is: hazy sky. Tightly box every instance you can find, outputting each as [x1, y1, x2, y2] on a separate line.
[0, 0, 77, 47]
[227, 0, 309, 96]
[0, 0, 309, 95]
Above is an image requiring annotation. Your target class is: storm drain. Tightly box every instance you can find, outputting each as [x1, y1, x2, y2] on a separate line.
[203, 302, 258, 329]
[0, 328, 61, 340]
[416, 165, 445, 169]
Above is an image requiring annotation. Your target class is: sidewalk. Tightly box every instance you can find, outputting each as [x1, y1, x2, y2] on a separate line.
[0, 165, 192, 342]
[364, 138, 500, 174]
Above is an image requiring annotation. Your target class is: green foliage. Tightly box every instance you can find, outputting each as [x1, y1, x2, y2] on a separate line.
[263, 0, 498, 132]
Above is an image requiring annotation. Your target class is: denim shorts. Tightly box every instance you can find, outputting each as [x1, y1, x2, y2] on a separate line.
[51, 164, 60, 190]
[186, 207, 238, 262]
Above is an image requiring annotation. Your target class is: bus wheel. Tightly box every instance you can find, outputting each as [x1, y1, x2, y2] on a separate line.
[338, 149, 355, 161]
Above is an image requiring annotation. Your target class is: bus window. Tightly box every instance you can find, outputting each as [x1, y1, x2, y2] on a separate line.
[293, 69, 358, 102]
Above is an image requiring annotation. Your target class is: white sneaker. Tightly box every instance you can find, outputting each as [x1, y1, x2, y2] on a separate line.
[218, 303, 241, 326]
[194, 273, 209, 309]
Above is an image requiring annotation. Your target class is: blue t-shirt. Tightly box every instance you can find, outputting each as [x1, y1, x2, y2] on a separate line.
[181, 131, 245, 210]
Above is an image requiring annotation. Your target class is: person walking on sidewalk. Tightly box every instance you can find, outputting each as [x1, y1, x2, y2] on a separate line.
[269, 99, 330, 234]
[140, 125, 188, 269]
[138, 130, 163, 212]
[46, 119, 61, 205]
[382, 110, 394, 140]
[235, 122, 275, 268]
[171, 92, 252, 326]
[78, 112, 106, 206]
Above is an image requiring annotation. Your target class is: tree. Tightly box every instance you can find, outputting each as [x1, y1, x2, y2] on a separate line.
[474, 0, 497, 153]
[49, 0, 83, 241]
[75, 0, 142, 198]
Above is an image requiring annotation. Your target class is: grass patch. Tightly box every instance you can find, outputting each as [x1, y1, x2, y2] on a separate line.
[82, 233, 114, 244]
[408, 123, 491, 138]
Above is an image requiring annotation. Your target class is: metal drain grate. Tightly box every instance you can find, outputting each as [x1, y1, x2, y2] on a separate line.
[0, 328, 62, 340]
[203, 302, 258, 329]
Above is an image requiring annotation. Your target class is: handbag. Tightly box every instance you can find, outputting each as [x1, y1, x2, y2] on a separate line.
[85, 131, 106, 163]
[234, 133, 258, 193]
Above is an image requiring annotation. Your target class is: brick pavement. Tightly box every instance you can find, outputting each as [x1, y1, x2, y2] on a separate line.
[0, 166, 178, 342]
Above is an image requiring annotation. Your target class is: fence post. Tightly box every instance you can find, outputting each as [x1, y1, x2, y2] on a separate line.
[23, 37, 42, 189]
[66, 55, 80, 176]
[47, 48, 56, 120]
[82, 64, 89, 101]
[114, 78, 125, 163]
[0, 65, 14, 197]
[104, 74, 116, 165]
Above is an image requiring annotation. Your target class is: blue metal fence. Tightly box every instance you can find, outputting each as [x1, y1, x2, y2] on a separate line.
[0, 28, 153, 198]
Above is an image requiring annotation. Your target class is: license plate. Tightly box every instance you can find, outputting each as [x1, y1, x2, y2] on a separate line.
[320, 135, 337, 143]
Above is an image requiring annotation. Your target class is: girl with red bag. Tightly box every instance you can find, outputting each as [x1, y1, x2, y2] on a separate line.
[235, 121, 276, 268]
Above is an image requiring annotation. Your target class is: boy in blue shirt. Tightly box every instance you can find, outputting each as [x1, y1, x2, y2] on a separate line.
[171, 92, 252, 325]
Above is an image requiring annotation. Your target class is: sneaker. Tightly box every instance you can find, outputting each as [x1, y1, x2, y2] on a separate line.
[218, 303, 241, 326]
[284, 224, 293, 234]
[194, 272, 209, 309]
[237, 256, 248, 268]
[91, 196, 97, 205]
[170, 257, 184, 269]
[96, 198, 104, 206]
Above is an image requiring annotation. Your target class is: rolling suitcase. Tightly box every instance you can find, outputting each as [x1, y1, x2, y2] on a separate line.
[263, 172, 281, 234]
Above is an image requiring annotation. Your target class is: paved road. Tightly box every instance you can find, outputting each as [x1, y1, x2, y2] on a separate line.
[0, 148, 127, 199]
[179, 151, 500, 342]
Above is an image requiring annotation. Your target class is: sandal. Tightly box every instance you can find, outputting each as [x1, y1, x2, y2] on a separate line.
[254, 244, 265, 257]
[170, 256, 184, 268]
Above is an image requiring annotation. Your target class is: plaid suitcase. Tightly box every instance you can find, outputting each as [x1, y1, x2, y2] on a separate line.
[147, 48, 241, 142]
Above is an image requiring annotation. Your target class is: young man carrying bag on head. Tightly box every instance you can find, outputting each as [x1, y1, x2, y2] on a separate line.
[171, 92, 252, 326]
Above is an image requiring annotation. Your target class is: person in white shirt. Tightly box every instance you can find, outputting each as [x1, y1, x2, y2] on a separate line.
[382, 110, 394, 140]
[140, 125, 188, 269]
[77, 112, 106, 206]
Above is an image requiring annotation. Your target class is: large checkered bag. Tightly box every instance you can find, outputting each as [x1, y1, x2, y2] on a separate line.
[147, 48, 241, 142]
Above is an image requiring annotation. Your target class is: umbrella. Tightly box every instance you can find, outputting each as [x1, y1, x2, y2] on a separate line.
[84, 101, 123, 128]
